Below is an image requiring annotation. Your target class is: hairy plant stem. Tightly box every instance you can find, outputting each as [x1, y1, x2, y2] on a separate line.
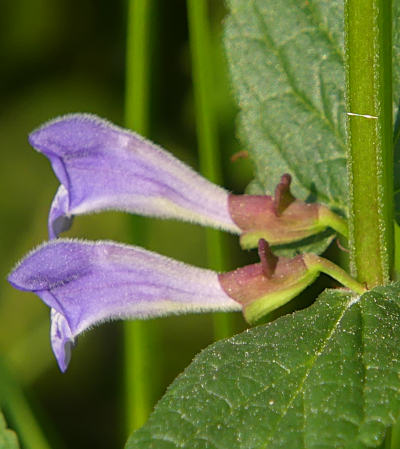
[187, 0, 235, 339]
[124, 0, 155, 432]
[345, 0, 393, 287]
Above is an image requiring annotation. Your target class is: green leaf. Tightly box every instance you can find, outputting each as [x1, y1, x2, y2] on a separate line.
[271, 228, 335, 257]
[126, 284, 400, 449]
[224, 0, 346, 210]
[0, 411, 19, 449]
[223, 0, 347, 256]
[224, 0, 400, 226]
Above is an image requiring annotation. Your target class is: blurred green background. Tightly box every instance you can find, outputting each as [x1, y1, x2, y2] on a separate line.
[0, 1, 255, 447]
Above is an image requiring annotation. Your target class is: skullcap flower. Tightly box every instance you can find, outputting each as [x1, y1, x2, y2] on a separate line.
[8, 239, 241, 371]
[29, 114, 347, 245]
[8, 238, 363, 371]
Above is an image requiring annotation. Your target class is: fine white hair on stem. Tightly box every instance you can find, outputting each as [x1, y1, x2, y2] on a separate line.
[346, 112, 378, 119]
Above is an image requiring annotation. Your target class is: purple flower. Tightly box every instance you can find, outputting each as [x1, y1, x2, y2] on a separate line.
[29, 114, 347, 245]
[8, 235, 362, 372]
[8, 114, 353, 372]
[29, 114, 240, 239]
[8, 239, 241, 372]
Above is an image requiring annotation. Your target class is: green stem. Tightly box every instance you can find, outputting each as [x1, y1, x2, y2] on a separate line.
[345, 0, 393, 287]
[0, 358, 52, 449]
[187, 0, 234, 339]
[125, 0, 152, 134]
[319, 207, 348, 239]
[304, 254, 366, 295]
[124, 0, 155, 432]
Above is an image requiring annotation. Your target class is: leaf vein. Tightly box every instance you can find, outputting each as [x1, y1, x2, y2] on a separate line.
[250, 1, 346, 154]
[257, 296, 356, 449]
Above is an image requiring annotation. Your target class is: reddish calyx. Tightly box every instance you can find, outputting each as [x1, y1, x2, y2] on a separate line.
[228, 174, 325, 249]
[218, 239, 317, 323]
